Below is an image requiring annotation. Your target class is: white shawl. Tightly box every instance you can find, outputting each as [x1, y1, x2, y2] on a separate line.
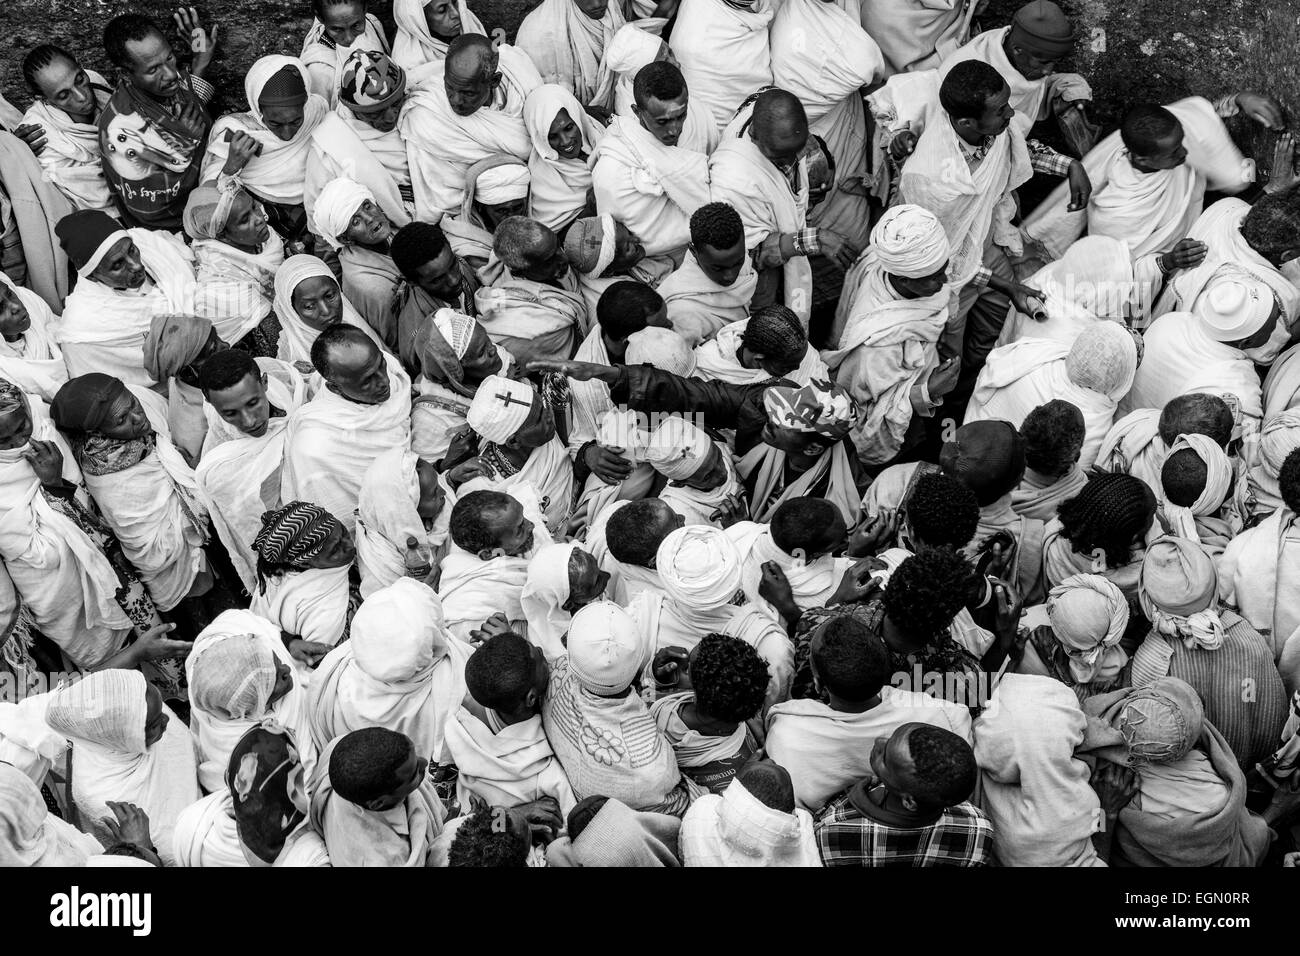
[728, 520, 852, 624]
[444, 708, 578, 814]
[55, 228, 195, 387]
[20, 70, 115, 214]
[520, 541, 581, 661]
[517, 0, 627, 105]
[0, 273, 68, 401]
[272, 254, 384, 366]
[82, 386, 209, 612]
[249, 564, 354, 686]
[393, 0, 487, 70]
[304, 112, 413, 231]
[355, 446, 455, 598]
[669, 0, 775, 133]
[437, 508, 552, 642]
[859, 0, 976, 75]
[657, 249, 758, 347]
[680, 778, 821, 866]
[192, 229, 285, 346]
[203, 56, 330, 206]
[460, 435, 576, 536]
[525, 83, 605, 231]
[694, 318, 827, 385]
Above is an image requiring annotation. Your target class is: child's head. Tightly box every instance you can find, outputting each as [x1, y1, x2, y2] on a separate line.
[447, 801, 530, 867]
[690, 633, 770, 726]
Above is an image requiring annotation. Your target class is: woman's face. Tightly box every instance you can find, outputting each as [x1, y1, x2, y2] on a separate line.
[34, 55, 97, 122]
[415, 458, 446, 528]
[0, 404, 33, 450]
[341, 199, 394, 247]
[547, 109, 584, 160]
[424, 0, 463, 41]
[220, 191, 271, 250]
[459, 325, 504, 385]
[144, 685, 169, 748]
[291, 276, 344, 331]
[298, 521, 357, 570]
[97, 390, 151, 441]
[0, 284, 31, 340]
[321, 1, 368, 46]
[260, 103, 306, 141]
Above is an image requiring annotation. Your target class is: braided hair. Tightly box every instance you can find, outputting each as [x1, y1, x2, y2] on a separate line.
[1057, 471, 1157, 569]
[21, 44, 76, 96]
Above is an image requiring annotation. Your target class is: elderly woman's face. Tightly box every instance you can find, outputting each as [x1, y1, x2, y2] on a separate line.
[98, 390, 152, 441]
[321, 1, 368, 46]
[424, 0, 463, 41]
[221, 191, 271, 250]
[0, 403, 33, 450]
[0, 284, 31, 340]
[291, 276, 344, 331]
[297, 520, 357, 569]
[547, 108, 584, 159]
[342, 199, 394, 247]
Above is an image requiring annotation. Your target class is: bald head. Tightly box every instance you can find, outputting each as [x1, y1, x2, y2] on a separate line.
[311, 325, 391, 405]
[750, 89, 807, 167]
[445, 34, 500, 117]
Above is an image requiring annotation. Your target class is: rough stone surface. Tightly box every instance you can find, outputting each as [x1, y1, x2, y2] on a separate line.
[1, 0, 1293, 171]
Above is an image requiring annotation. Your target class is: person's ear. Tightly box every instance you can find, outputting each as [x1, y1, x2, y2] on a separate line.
[899, 792, 920, 813]
[524, 687, 540, 710]
[364, 797, 387, 812]
[477, 546, 505, 561]
[490, 71, 503, 91]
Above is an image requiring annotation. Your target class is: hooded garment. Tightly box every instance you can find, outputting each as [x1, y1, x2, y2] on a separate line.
[516, 0, 627, 105]
[355, 447, 455, 599]
[680, 777, 822, 866]
[546, 797, 681, 866]
[0, 763, 103, 867]
[392, 0, 487, 70]
[443, 707, 577, 815]
[524, 84, 605, 232]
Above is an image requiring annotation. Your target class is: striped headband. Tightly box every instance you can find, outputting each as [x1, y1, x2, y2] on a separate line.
[253, 500, 336, 566]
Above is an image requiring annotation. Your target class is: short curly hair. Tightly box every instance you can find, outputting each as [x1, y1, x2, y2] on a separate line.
[449, 490, 515, 554]
[389, 221, 451, 281]
[881, 546, 974, 642]
[1057, 471, 1156, 569]
[447, 806, 529, 867]
[1021, 400, 1085, 478]
[810, 613, 890, 702]
[1279, 447, 1300, 514]
[1161, 447, 1209, 508]
[1157, 393, 1233, 448]
[690, 633, 770, 723]
[690, 202, 745, 252]
[103, 14, 163, 70]
[905, 724, 978, 808]
[907, 473, 979, 550]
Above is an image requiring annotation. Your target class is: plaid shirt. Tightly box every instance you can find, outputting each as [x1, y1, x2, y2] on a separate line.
[814, 790, 993, 867]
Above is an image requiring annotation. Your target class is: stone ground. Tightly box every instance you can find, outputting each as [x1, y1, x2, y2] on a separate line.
[1, 0, 1295, 173]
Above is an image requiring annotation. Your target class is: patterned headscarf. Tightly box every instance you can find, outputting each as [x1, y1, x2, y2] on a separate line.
[338, 50, 407, 115]
[0, 377, 25, 416]
[228, 720, 309, 866]
[183, 179, 245, 242]
[252, 500, 339, 592]
[762, 379, 856, 441]
[49, 373, 129, 435]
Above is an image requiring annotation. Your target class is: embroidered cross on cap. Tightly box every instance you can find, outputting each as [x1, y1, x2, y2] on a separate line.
[467, 374, 536, 444]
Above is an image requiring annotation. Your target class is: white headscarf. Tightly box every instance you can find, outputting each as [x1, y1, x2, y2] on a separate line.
[627, 327, 697, 377]
[0, 763, 103, 867]
[869, 204, 951, 278]
[646, 417, 715, 481]
[392, 0, 487, 69]
[521, 541, 581, 661]
[311, 177, 374, 251]
[656, 525, 744, 609]
[680, 777, 821, 867]
[524, 84, 605, 232]
[1044, 574, 1130, 684]
[475, 164, 532, 205]
[272, 254, 381, 364]
[1065, 319, 1140, 402]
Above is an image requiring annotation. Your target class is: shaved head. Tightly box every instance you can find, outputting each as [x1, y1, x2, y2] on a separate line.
[445, 34, 499, 116]
[447, 33, 496, 76]
[751, 89, 807, 166]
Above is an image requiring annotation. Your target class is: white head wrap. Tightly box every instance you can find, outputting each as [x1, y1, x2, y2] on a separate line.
[656, 525, 744, 609]
[475, 163, 532, 205]
[1045, 574, 1129, 684]
[521, 542, 580, 661]
[1193, 269, 1278, 343]
[604, 22, 667, 77]
[869, 204, 951, 279]
[595, 408, 649, 461]
[311, 177, 375, 251]
[566, 600, 646, 694]
[1065, 319, 1139, 401]
[1162, 432, 1234, 542]
[626, 327, 696, 377]
[433, 308, 476, 360]
[350, 578, 447, 684]
[646, 416, 715, 481]
[467, 374, 536, 444]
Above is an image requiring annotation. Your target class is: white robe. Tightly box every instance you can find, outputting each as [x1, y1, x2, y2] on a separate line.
[282, 352, 413, 533]
[20, 71, 115, 214]
[727, 520, 853, 625]
[859, 0, 976, 75]
[461, 436, 576, 537]
[0, 274, 68, 402]
[393, 0, 487, 70]
[444, 708, 578, 815]
[517, 0, 626, 105]
[657, 248, 757, 347]
[693, 318, 827, 385]
[669, 0, 775, 133]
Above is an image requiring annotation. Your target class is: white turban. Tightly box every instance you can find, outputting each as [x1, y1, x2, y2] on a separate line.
[1045, 574, 1129, 684]
[1194, 269, 1278, 343]
[433, 307, 476, 360]
[604, 22, 668, 77]
[1065, 319, 1139, 401]
[475, 164, 532, 205]
[467, 374, 536, 444]
[626, 327, 696, 377]
[595, 408, 649, 462]
[312, 177, 374, 251]
[869, 203, 951, 279]
[656, 525, 744, 609]
[646, 416, 714, 481]
[350, 578, 448, 683]
[566, 600, 647, 694]
[1162, 432, 1234, 541]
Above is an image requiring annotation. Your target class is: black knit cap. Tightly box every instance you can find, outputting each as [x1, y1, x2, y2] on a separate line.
[258, 66, 308, 109]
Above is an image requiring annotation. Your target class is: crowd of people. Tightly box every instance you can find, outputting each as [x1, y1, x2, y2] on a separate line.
[0, 0, 1298, 868]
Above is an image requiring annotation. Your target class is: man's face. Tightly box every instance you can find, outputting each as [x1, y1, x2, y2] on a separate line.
[761, 420, 822, 456]
[0, 284, 31, 340]
[91, 238, 147, 291]
[869, 725, 923, 804]
[575, 0, 610, 18]
[508, 394, 557, 450]
[547, 108, 585, 159]
[222, 191, 272, 250]
[260, 103, 306, 142]
[479, 198, 529, 232]
[889, 261, 950, 300]
[208, 371, 272, 438]
[415, 458, 447, 527]
[482, 499, 535, 559]
[342, 199, 395, 247]
[444, 53, 498, 117]
[751, 348, 802, 380]
[298, 520, 358, 570]
[972, 83, 1016, 139]
[1007, 43, 1059, 82]
[414, 246, 463, 301]
[0, 404, 33, 451]
[327, 339, 392, 405]
[459, 325, 504, 385]
[610, 221, 646, 274]
[424, 0, 463, 41]
[634, 94, 688, 147]
[1133, 125, 1189, 171]
[562, 548, 609, 613]
[291, 276, 344, 331]
[123, 30, 182, 100]
[98, 390, 152, 441]
[678, 442, 729, 492]
[144, 685, 169, 748]
[359, 97, 405, 134]
[521, 230, 570, 285]
[33, 55, 97, 121]
[367, 743, 429, 811]
[691, 238, 746, 288]
[321, 1, 368, 47]
[756, 119, 808, 170]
